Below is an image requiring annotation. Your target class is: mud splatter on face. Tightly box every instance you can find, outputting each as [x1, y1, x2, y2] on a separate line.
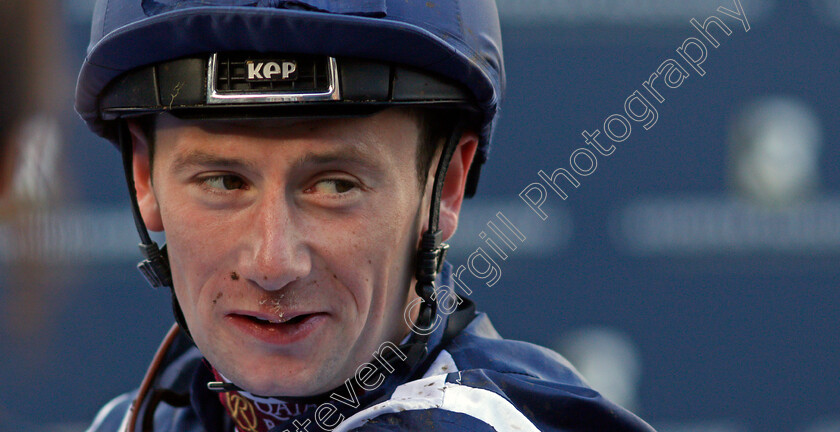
[259, 297, 286, 320]
[212, 292, 223, 305]
[230, 271, 239, 281]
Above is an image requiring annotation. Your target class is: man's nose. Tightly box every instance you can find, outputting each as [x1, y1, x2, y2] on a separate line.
[240, 194, 310, 290]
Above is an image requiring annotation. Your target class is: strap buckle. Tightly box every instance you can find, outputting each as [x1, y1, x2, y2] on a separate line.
[137, 242, 172, 288]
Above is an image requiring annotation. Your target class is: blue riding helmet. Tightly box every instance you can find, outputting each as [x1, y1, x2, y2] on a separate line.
[75, 0, 505, 195]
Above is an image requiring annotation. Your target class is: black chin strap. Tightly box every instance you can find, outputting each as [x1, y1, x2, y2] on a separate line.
[118, 120, 190, 341]
[395, 119, 466, 375]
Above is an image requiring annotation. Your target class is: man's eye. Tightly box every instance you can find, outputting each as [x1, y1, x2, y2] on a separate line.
[307, 179, 356, 195]
[202, 175, 247, 191]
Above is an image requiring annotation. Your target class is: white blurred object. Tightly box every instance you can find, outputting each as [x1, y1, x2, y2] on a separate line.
[729, 96, 822, 207]
[554, 326, 642, 412]
[9, 114, 62, 204]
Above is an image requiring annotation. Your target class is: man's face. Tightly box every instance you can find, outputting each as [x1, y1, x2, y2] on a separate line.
[135, 110, 433, 396]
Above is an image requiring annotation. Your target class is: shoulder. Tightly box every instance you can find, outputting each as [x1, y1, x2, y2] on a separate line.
[445, 312, 590, 386]
[339, 313, 656, 432]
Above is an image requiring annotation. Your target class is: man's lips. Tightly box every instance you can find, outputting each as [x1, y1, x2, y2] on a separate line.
[225, 309, 327, 345]
[228, 309, 321, 324]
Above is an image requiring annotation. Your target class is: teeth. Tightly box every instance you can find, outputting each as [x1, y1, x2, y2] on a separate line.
[253, 315, 292, 324]
[248, 313, 309, 324]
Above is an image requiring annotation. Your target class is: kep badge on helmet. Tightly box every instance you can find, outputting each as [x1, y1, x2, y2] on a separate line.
[245, 60, 298, 82]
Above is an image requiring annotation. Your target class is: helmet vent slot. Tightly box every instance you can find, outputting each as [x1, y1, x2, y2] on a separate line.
[206, 53, 341, 104]
[214, 53, 330, 94]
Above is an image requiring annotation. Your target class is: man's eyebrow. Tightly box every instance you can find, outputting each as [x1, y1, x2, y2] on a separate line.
[291, 146, 380, 170]
[170, 145, 380, 174]
[170, 151, 259, 174]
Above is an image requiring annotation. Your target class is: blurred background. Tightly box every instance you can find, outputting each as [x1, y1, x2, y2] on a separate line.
[1, 1, 838, 431]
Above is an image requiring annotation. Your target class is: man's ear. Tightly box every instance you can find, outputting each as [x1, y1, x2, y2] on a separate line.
[126, 120, 164, 232]
[439, 130, 479, 242]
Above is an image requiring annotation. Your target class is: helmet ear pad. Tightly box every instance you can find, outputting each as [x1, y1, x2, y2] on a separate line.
[127, 120, 165, 233]
[434, 130, 479, 243]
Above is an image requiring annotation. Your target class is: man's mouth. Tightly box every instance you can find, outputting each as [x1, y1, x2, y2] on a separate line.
[227, 311, 327, 345]
[245, 313, 311, 325]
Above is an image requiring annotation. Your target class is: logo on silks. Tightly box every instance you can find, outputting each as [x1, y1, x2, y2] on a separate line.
[226, 393, 259, 432]
[245, 60, 298, 82]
